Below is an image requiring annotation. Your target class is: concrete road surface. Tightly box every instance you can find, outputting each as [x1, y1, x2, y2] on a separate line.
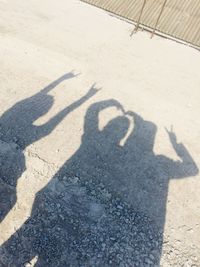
[0, 0, 200, 266]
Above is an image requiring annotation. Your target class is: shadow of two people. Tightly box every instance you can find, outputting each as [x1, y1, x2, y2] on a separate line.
[0, 95, 198, 266]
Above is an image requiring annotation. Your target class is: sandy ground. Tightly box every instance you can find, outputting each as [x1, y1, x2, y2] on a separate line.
[0, 0, 200, 266]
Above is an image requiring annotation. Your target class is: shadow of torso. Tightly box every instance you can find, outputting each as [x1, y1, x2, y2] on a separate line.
[63, 128, 172, 229]
[0, 73, 96, 223]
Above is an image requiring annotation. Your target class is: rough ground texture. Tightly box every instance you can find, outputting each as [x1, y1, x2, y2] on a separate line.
[0, 0, 200, 266]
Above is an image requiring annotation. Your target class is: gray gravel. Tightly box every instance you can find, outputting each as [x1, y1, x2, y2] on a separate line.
[0, 174, 162, 267]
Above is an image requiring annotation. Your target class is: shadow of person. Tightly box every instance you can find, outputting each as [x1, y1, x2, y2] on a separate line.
[0, 72, 77, 149]
[0, 100, 198, 266]
[0, 73, 99, 223]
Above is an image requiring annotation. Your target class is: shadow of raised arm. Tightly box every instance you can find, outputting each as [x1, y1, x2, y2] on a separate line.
[165, 127, 199, 178]
[40, 71, 79, 95]
[36, 84, 100, 138]
[83, 99, 124, 137]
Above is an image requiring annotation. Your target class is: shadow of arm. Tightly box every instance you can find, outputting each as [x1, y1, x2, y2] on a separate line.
[169, 143, 199, 179]
[36, 85, 99, 138]
[166, 128, 199, 178]
[83, 99, 123, 136]
[40, 71, 78, 94]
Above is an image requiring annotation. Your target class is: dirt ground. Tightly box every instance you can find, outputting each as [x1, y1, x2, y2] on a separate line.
[0, 0, 200, 266]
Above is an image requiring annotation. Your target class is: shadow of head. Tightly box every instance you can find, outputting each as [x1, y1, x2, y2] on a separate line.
[101, 112, 157, 151]
[102, 115, 130, 145]
[130, 112, 157, 152]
